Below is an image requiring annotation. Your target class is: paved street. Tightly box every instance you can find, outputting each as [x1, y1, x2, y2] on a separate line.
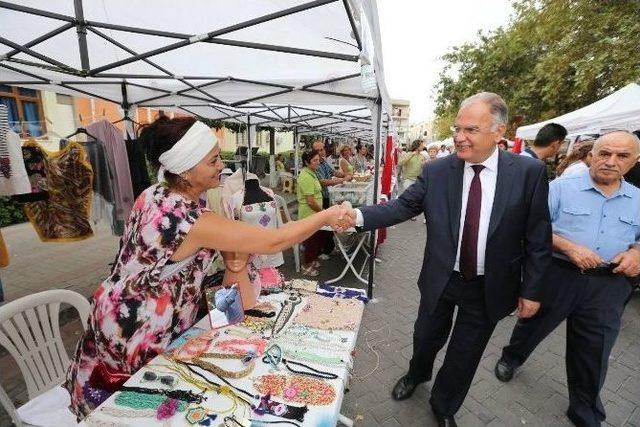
[1, 218, 639, 426]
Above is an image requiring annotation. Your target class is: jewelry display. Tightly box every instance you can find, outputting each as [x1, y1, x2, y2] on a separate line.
[273, 343, 348, 367]
[158, 357, 255, 407]
[173, 333, 217, 360]
[272, 324, 351, 353]
[253, 393, 308, 422]
[223, 327, 255, 339]
[271, 295, 302, 338]
[190, 356, 255, 379]
[262, 345, 339, 380]
[214, 337, 268, 356]
[185, 406, 219, 425]
[316, 283, 368, 302]
[118, 385, 205, 404]
[239, 316, 275, 334]
[283, 279, 318, 294]
[141, 370, 176, 388]
[292, 294, 363, 330]
[253, 374, 336, 406]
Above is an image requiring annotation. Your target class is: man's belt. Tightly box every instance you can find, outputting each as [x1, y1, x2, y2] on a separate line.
[554, 257, 618, 276]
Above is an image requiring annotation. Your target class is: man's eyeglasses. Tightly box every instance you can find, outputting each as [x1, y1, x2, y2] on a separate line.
[450, 125, 494, 137]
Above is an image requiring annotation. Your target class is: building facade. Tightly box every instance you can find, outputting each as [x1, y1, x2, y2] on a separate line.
[391, 99, 411, 146]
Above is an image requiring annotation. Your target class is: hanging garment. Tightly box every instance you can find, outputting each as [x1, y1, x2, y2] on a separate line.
[61, 138, 115, 227]
[0, 130, 31, 196]
[86, 120, 134, 234]
[228, 187, 284, 268]
[0, 104, 11, 179]
[125, 137, 151, 198]
[0, 229, 9, 267]
[11, 142, 48, 202]
[24, 141, 94, 242]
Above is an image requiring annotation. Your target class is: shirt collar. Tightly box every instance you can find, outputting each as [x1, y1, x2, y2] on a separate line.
[579, 169, 633, 198]
[464, 147, 499, 172]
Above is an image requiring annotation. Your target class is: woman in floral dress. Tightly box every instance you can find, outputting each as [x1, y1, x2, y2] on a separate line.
[64, 117, 348, 419]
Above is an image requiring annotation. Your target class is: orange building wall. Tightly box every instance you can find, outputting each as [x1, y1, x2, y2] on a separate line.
[74, 98, 171, 131]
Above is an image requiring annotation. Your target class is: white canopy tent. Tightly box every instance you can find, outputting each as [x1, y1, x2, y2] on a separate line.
[0, 0, 392, 297]
[516, 83, 640, 140]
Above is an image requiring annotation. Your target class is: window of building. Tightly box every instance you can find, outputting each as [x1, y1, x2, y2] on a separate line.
[0, 84, 46, 137]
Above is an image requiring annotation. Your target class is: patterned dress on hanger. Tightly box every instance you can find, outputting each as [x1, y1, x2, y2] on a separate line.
[23, 141, 94, 242]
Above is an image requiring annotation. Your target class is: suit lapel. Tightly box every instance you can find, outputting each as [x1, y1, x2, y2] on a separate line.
[487, 150, 515, 240]
[448, 156, 465, 246]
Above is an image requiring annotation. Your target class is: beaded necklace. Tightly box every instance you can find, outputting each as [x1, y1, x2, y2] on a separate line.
[277, 344, 348, 367]
[190, 356, 255, 379]
[271, 295, 301, 338]
[223, 327, 255, 339]
[214, 337, 268, 355]
[292, 294, 363, 331]
[253, 374, 336, 406]
[239, 316, 274, 334]
[262, 345, 338, 380]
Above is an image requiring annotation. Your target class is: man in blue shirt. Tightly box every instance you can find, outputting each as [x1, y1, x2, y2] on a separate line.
[495, 131, 640, 427]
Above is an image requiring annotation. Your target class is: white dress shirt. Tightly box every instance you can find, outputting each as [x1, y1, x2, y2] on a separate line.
[354, 148, 500, 277]
[454, 148, 499, 275]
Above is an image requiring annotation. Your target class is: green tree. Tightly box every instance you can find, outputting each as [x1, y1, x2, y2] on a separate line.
[433, 0, 640, 139]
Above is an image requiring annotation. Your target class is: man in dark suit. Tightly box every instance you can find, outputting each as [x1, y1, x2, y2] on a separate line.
[343, 92, 552, 426]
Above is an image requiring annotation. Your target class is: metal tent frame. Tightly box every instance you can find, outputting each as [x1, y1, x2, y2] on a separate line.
[0, 0, 392, 299]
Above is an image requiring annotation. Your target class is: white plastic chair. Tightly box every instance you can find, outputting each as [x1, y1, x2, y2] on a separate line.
[273, 194, 300, 272]
[0, 289, 90, 427]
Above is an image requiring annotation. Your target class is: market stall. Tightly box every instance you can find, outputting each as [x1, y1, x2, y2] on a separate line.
[0, 0, 393, 298]
[80, 281, 367, 427]
[516, 83, 640, 140]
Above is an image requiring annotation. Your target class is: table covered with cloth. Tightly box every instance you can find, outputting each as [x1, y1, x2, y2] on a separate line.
[80, 281, 366, 427]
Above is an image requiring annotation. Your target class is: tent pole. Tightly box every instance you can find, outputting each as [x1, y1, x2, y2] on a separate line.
[294, 128, 299, 177]
[367, 97, 383, 301]
[269, 128, 277, 188]
[73, 0, 90, 72]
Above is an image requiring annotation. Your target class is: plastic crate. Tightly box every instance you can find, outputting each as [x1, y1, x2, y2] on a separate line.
[328, 181, 373, 208]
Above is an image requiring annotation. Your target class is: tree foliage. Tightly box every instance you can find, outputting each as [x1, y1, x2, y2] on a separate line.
[433, 0, 640, 139]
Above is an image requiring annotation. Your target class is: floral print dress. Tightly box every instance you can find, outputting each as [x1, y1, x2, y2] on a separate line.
[64, 184, 216, 419]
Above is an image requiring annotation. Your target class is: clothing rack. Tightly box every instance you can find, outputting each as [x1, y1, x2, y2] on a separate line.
[65, 127, 98, 141]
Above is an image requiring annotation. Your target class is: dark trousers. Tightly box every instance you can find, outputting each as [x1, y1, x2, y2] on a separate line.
[303, 231, 324, 265]
[501, 258, 632, 427]
[321, 196, 335, 254]
[408, 273, 496, 416]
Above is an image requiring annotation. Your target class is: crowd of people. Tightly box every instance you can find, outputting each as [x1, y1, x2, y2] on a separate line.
[294, 139, 375, 276]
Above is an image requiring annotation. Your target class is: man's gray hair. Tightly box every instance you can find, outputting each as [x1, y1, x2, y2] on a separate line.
[460, 92, 508, 128]
[592, 130, 640, 154]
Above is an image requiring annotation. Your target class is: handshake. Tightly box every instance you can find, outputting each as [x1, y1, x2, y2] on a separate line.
[325, 201, 357, 233]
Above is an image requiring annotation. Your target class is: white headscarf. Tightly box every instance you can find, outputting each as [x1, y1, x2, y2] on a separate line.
[157, 121, 217, 182]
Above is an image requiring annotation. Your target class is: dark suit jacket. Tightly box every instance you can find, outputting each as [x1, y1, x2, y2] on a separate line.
[360, 150, 552, 322]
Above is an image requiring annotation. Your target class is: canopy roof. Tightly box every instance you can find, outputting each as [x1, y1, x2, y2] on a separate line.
[0, 0, 392, 140]
[516, 83, 640, 139]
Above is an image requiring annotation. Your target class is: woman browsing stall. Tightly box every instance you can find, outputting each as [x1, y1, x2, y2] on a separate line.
[63, 117, 348, 420]
[296, 149, 326, 277]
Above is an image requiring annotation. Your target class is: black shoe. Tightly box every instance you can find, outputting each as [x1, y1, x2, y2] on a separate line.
[391, 374, 420, 400]
[494, 358, 515, 382]
[434, 414, 458, 427]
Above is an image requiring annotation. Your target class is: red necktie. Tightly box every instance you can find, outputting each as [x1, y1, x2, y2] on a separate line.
[460, 165, 484, 280]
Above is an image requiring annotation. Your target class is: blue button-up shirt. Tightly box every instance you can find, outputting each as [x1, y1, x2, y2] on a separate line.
[316, 159, 336, 198]
[549, 170, 640, 262]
